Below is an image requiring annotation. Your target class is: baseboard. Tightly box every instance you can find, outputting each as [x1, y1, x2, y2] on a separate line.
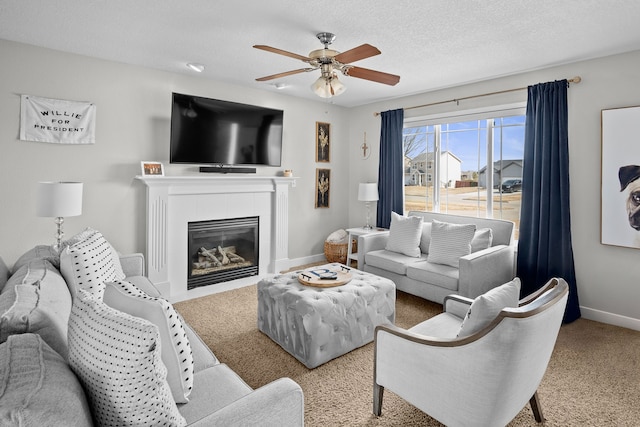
[282, 254, 327, 272]
[580, 306, 640, 332]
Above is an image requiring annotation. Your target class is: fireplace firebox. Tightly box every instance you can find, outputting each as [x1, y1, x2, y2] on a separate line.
[187, 217, 259, 289]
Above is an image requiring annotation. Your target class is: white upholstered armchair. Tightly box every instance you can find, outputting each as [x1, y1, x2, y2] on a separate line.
[373, 277, 569, 426]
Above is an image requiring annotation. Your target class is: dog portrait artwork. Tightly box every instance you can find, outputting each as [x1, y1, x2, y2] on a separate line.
[619, 165, 640, 235]
[601, 106, 640, 249]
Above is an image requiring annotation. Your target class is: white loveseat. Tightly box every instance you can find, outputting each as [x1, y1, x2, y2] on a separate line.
[359, 211, 516, 304]
[0, 231, 304, 426]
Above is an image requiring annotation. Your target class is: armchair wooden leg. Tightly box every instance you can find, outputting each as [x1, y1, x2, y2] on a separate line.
[529, 391, 545, 423]
[373, 383, 384, 416]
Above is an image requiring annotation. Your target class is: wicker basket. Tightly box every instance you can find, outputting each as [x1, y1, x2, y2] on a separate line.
[324, 241, 348, 264]
[324, 239, 358, 264]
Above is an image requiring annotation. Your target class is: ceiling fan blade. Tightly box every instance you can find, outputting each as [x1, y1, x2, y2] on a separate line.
[253, 45, 311, 62]
[345, 66, 400, 86]
[255, 68, 313, 82]
[333, 44, 381, 64]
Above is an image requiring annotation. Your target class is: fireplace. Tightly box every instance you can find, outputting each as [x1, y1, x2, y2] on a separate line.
[187, 216, 259, 289]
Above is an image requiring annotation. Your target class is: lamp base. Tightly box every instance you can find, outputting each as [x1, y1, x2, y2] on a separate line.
[53, 216, 64, 253]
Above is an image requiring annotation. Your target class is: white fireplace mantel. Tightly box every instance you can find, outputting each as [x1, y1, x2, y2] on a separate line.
[136, 175, 296, 300]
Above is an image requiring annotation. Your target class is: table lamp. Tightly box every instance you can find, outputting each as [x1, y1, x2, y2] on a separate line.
[358, 182, 379, 230]
[36, 181, 83, 252]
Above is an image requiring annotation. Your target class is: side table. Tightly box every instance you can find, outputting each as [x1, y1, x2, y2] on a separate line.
[346, 227, 388, 268]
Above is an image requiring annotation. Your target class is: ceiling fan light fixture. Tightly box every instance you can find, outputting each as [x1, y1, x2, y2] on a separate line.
[186, 62, 205, 72]
[311, 74, 346, 98]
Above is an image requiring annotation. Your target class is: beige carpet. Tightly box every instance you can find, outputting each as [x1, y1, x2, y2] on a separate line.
[175, 284, 640, 426]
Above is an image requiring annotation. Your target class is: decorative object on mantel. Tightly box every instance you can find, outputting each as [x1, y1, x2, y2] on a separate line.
[283, 169, 293, 177]
[601, 105, 640, 249]
[36, 181, 83, 252]
[316, 168, 330, 208]
[316, 122, 330, 162]
[358, 182, 379, 229]
[20, 95, 96, 144]
[140, 161, 164, 176]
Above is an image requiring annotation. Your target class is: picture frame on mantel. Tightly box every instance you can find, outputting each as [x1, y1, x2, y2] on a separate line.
[315, 168, 330, 208]
[601, 105, 640, 249]
[316, 121, 330, 162]
[141, 161, 164, 176]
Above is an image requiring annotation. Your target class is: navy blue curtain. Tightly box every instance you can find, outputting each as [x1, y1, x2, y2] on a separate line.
[517, 80, 580, 323]
[377, 108, 405, 228]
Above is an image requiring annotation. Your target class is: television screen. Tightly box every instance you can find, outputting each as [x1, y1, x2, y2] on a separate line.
[170, 93, 283, 167]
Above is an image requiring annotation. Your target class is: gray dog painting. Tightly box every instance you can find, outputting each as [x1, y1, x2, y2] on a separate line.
[619, 165, 640, 233]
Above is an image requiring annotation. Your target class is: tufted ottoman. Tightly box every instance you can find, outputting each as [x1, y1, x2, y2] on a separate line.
[257, 263, 395, 368]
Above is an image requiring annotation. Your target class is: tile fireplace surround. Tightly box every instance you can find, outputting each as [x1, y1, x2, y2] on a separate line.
[136, 175, 296, 301]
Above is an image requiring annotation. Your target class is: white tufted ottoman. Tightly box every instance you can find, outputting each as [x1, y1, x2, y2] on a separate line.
[257, 263, 395, 368]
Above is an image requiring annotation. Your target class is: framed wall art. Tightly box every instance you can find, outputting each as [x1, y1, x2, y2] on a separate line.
[141, 161, 164, 176]
[316, 121, 330, 162]
[601, 105, 640, 249]
[315, 168, 330, 208]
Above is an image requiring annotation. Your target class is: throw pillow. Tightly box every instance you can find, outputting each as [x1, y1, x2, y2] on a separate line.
[12, 245, 60, 273]
[470, 228, 493, 252]
[457, 278, 521, 338]
[0, 257, 8, 293]
[62, 227, 126, 280]
[59, 228, 121, 299]
[0, 259, 72, 359]
[68, 289, 186, 427]
[419, 221, 433, 254]
[385, 212, 423, 257]
[103, 280, 194, 403]
[0, 334, 93, 426]
[427, 220, 476, 267]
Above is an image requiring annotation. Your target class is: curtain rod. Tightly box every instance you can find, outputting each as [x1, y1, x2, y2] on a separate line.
[373, 76, 581, 117]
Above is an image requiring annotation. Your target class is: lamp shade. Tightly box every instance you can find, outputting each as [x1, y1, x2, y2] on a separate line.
[358, 183, 379, 202]
[311, 75, 346, 98]
[36, 182, 83, 217]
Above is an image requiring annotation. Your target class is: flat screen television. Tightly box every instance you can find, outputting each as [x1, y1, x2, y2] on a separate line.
[170, 92, 283, 168]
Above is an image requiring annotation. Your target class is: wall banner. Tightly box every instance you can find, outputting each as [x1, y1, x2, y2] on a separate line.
[20, 95, 96, 144]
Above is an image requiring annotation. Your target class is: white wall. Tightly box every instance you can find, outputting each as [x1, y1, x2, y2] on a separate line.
[348, 50, 640, 330]
[0, 39, 349, 268]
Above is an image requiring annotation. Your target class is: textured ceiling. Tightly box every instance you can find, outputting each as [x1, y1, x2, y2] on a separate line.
[2, 1, 640, 107]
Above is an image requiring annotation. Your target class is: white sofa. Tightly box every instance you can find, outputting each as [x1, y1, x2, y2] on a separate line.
[0, 237, 304, 426]
[359, 211, 516, 304]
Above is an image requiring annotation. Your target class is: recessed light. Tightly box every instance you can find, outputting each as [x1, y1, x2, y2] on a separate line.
[186, 63, 205, 72]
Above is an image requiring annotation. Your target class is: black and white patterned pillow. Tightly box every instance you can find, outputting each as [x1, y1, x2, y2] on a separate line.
[68, 289, 186, 426]
[427, 220, 476, 267]
[103, 280, 194, 403]
[60, 229, 119, 298]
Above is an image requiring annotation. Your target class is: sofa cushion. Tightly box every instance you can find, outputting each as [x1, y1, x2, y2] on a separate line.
[427, 220, 476, 267]
[103, 280, 194, 404]
[471, 228, 493, 253]
[177, 364, 253, 424]
[385, 212, 423, 257]
[0, 257, 8, 293]
[457, 278, 521, 338]
[12, 245, 60, 273]
[365, 249, 427, 276]
[68, 289, 186, 426]
[0, 334, 92, 427]
[0, 259, 71, 358]
[60, 228, 122, 298]
[419, 221, 432, 254]
[405, 261, 460, 291]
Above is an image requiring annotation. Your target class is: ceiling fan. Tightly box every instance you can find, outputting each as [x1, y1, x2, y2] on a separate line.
[253, 32, 400, 98]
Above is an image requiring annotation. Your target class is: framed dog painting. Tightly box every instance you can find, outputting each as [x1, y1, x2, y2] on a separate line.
[601, 105, 640, 249]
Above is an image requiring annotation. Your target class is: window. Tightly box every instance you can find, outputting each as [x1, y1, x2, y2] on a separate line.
[403, 105, 525, 237]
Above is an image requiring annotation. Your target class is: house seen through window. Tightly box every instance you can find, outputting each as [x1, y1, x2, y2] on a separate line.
[403, 106, 525, 238]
